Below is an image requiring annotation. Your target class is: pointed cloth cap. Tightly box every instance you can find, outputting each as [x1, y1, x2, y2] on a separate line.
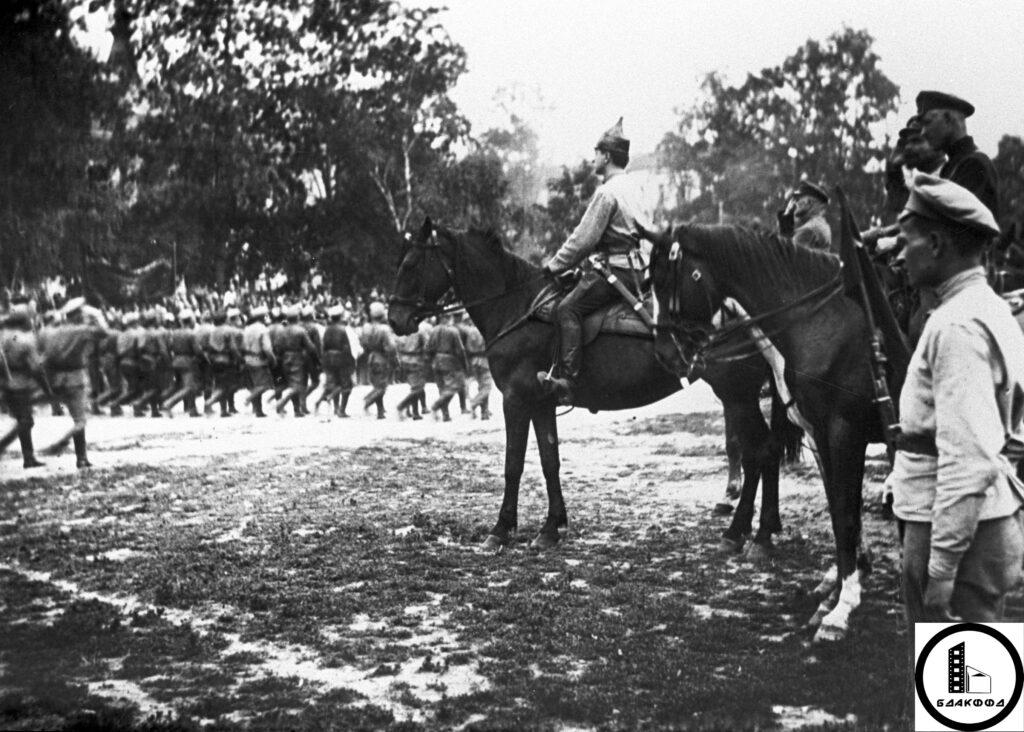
[368, 301, 387, 321]
[915, 90, 975, 118]
[898, 173, 999, 237]
[596, 117, 629, 157]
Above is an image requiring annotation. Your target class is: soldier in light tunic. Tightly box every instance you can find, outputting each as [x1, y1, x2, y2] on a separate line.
[891, 174, 1024, 625]
[537, 118, 653, 405]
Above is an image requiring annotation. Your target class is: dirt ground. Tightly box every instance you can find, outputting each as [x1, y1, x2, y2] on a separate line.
[1, 381, 919, 730]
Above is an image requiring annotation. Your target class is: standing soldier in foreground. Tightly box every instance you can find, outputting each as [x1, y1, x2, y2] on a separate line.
[460, 316, 492, 420]
[359, 301, 396, 420]
[891, 175, 1024, 627]
[426, 313, 468, 422]
[242, 305, 276, 418]
[162, 309, 203, 417]
[0, 301, 51, 468]
[314, 305, 356, 418]
[39, 298, 106, 468]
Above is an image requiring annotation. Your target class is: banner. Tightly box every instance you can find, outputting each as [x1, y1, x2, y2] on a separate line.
[84, 256, 174, 306]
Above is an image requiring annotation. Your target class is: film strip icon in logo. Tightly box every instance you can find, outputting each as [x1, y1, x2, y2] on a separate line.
[949, 642, 966, 694]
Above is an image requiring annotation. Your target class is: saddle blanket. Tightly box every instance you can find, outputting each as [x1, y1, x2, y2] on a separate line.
[529, 285, 654, 344]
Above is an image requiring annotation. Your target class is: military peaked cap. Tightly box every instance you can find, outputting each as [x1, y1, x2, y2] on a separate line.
[915, 90, 975, 118]
[899, 173, 999, 237]
[795, 180, 830, 205]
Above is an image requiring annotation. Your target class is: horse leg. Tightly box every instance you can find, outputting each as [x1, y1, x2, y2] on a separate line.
[481, 397, 531, 552]
[530, 404, 567, 550]
[748, 420, 785, 565]
[813, 418, 868, 643]
[717, 412, 743, 514]
[719, 401, 764, 556]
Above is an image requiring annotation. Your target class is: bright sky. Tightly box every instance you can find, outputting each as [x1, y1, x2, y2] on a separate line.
[417, 0, 1024, 166]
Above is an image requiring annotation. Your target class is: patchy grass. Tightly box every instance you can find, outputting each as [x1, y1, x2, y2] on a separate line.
[0, 427, 916, 730]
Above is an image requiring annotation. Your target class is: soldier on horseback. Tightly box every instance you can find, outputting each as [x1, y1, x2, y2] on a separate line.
[537, 117, 653, 404]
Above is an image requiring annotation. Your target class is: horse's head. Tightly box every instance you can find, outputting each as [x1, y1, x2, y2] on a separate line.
[388, 217, 458, 335]
[649, 225, 724, 380]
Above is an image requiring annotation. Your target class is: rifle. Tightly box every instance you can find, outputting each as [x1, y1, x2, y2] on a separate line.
[835, 188, 901, 460]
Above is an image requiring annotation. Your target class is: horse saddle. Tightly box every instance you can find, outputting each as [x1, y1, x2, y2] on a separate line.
[529, 284, 654, 344]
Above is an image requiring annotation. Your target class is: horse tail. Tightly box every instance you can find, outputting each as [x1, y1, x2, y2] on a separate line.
[768, 377, 804, 464]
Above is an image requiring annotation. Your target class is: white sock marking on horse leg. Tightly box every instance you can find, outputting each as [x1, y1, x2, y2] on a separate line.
[817, 570, 863, 639]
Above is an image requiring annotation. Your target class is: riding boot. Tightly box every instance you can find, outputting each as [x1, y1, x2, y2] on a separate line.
[458, 388, 468, 414]
[73, 430, 91, 469]
[19, 427, 44, 469]
[375, 396, 386, 420]
[339, 391, 351, 418]
[480, 397, 491, 421]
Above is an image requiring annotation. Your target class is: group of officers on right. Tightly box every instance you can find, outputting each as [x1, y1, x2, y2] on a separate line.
[783, 90, 1023, 631]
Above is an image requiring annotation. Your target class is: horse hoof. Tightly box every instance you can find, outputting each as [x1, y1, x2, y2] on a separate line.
[717, 537, 743, 555]
[805, 609, 828, 630]
[813, 623, 846, 643]
[530, 532, 560, 551]
[712, 502, 734, 516]
[480, 534, 508, 553]
[745, 542, 774, 566]
[725, 484, 741, 500]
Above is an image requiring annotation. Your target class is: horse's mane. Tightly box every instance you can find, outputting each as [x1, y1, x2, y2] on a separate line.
[460, 226, 540, 285]
[684, 223, 840, 291]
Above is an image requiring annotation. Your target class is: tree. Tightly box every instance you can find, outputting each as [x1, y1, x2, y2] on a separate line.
[659, 27, 900, 228]
[0, 0, 113, 287]
[77, 0, 470, 288]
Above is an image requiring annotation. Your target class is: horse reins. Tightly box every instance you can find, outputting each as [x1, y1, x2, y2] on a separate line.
[658, 239, 847, 369]
[388, 229, 555, 350]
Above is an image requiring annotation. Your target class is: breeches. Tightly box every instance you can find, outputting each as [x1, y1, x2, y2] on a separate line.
[367, 352, 391, 389]
[553, 268, 627, 374]
[901, 512, 1024, 624]
[53, 384, 88, 428]
[432, 354, 465, 396]
[247, 364, 274, 392]
[400, 357, 427, 391]
[173, 363, 201, 394]
[323, 366, 353, 392]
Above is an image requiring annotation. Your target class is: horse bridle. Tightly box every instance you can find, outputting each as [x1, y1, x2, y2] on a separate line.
[387, 227, 554, 337]
[388, 229, 460, 319]
[656, 238, 847, 373]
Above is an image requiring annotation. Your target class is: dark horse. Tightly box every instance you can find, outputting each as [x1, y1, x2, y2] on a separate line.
[649, 223, 884, 641]
[388, 218, 796, 557]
